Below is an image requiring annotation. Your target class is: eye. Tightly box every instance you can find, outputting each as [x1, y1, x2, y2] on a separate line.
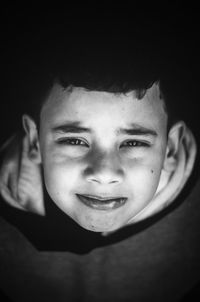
[120, 140, 150, 148]
[56, 138, 89, 147]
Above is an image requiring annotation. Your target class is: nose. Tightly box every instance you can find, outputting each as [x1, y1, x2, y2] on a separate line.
[83, 151, 124, 185]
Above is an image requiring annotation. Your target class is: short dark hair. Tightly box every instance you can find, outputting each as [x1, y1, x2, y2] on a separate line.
[14, 29, 185, 133]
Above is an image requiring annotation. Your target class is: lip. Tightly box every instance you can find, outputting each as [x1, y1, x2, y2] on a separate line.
[76, 194, 127, 210]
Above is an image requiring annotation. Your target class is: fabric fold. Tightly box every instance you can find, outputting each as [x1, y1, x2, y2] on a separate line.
[128, 125, 197, 224]
[0, 133, 45, 215]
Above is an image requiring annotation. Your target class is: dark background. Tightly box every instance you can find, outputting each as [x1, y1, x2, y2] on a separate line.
[0, 3, 200, 144]
[0, 3, 200, 302]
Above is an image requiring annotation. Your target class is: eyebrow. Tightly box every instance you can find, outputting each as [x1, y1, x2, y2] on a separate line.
[51, 121, 158, 137]
[51, 122, 91, 133]
[119, 124, 158, 137]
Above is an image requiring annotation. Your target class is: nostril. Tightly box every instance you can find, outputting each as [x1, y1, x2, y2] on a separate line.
[88, 178, 100, 183]
[87, 178, 119, 184]
[86, 173, 123, 185]
[109, 180, 119, 184]
[83, 164, 124, 185]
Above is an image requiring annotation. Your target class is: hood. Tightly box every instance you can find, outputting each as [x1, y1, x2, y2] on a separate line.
[0, 133, 45, 215]
[0, 126, 197, 225]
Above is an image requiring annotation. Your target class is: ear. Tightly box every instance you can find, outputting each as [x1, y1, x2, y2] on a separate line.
[163, 121, 186, 172]
[22, 114, 42, 164]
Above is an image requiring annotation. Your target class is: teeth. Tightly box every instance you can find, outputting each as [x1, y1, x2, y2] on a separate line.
[76, 194, 127, 210]
[84, 195, 124, 202]
[88, 197, 122, 203]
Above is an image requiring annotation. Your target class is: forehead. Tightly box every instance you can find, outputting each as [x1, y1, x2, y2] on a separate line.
[40, 83, 167, 131]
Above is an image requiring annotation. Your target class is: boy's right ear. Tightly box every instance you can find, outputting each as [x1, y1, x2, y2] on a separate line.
[22, 114, 42, 164]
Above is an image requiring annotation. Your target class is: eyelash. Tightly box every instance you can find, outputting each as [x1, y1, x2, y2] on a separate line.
[56, 138, 89, 147]
[120, 140, 150, 148]
[56, 138, 150, 148]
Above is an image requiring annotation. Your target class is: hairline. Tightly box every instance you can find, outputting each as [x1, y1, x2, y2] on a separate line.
[34, 80, 170, 134]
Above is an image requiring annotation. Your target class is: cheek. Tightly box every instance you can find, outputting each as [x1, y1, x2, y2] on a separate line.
[42, 156, 83, 198]
[126, 158, 163, 198]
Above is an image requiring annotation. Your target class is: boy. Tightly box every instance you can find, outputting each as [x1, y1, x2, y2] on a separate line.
[0, 33, 199, 301]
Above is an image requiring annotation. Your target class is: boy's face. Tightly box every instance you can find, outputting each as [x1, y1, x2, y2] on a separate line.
[39, 83, 168, 232]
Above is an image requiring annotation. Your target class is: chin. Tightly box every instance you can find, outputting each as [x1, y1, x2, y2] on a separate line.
[74, 216, 123, 233]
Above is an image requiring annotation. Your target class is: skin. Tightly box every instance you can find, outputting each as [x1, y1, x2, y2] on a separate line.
[37, 82, 168, 232]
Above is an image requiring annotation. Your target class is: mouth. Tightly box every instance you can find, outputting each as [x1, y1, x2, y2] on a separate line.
[76, 194, 127, 210]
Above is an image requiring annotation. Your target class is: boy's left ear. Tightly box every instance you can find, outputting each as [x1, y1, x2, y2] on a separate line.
[163, 121, 186, 172]
[22, 114, 42, 164]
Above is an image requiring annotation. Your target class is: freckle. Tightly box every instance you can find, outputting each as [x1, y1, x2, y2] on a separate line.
[151, 169, 154, 174]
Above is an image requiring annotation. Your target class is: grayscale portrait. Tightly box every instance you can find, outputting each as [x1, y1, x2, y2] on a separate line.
[0, 5, 199, 302]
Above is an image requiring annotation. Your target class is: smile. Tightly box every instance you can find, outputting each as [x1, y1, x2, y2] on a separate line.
[76, 194, 127, 210]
